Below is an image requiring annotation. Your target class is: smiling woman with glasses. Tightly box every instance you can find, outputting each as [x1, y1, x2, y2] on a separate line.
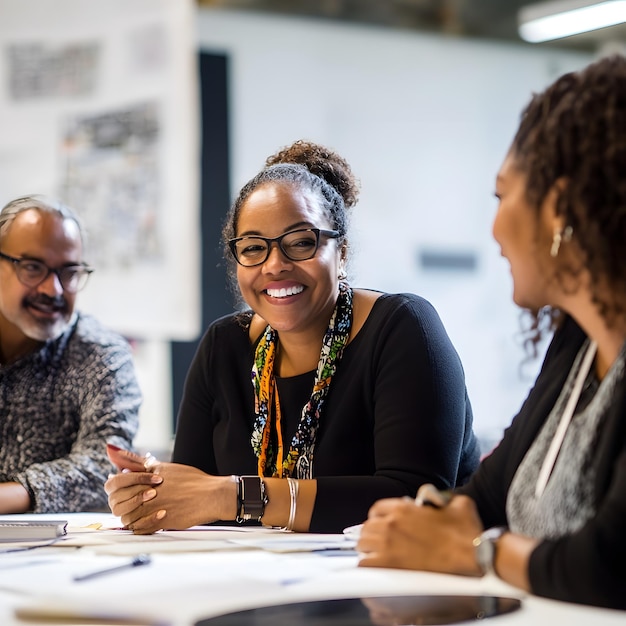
[106, 139, 480, 537]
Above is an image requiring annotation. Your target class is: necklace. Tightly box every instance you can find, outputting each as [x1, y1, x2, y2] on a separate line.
[534, 340, 597, 499]
[250, 283, 353, 478]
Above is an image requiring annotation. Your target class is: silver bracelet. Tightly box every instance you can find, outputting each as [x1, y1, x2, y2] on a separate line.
[286, 477, 299, 531]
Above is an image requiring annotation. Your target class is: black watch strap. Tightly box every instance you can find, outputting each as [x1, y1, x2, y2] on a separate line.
[236, 475, 268, 523]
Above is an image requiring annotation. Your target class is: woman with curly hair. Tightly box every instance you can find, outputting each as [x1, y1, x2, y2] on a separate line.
[105, 139, 480, 534]
[357, 55, 626, 610]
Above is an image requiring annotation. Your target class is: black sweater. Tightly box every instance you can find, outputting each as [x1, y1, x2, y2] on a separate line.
[459, 316, 626, 609]
[173, 292, 480, 532]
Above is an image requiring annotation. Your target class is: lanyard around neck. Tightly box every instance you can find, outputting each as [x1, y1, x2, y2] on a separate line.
[534, 340, 598, 499]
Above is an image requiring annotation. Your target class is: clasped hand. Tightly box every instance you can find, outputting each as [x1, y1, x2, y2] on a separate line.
[104, 444, 235, 534]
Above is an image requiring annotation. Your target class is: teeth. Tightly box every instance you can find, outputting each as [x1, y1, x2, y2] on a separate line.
[266, 285, 304, 298]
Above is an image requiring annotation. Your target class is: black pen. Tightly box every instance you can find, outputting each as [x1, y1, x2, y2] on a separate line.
[73, 554, 151, 582]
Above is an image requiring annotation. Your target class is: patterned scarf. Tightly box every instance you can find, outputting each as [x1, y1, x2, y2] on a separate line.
[250, 283, 353, 479]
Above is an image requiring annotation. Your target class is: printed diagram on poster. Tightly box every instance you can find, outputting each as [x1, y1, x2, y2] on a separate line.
[7, 41, 99, 99]
[0, 0, 200, 340]
[61, 102, 163, 271]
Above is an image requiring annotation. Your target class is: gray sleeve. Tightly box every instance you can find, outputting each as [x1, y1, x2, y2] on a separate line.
[14, 342, 141, 513]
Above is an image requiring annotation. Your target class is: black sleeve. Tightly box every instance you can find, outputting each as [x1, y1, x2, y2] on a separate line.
[457, 317, 626, 609]
[172, 315, 257, 477]
[528, 443, 626, 609]
[457, 316, 587, 528]
[525, 326, 626, 609]
[172, 325, 219, 474]
[311, 294, 480, 532]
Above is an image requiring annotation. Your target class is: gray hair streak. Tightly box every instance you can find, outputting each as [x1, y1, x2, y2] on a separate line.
[0, 195, 86, 247]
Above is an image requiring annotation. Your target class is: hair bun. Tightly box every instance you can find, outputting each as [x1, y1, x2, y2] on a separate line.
[265, 139, 360, 208]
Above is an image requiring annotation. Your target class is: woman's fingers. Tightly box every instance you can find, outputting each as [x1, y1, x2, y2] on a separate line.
[108, 462, 225, 534]
[106, 444, 147, 471]
[105, 471, 163, 519]
[104, 471, 162, 495]
[108, 486, 151, 516]
[124, 509, 167, 534]
[357, 495, 484, 575]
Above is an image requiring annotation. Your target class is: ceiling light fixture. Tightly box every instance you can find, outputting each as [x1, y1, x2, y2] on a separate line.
[518, 0, 626, 43]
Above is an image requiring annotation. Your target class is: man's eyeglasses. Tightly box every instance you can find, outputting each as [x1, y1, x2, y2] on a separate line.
[228, 228, 340, 267]
[0, 251, 94, 293]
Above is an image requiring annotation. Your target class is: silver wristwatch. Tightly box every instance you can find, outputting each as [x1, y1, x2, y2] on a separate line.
[472, 526, 507, 576]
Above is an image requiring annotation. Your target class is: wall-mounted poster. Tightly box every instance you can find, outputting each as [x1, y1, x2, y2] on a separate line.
[0, 0, 200, 341]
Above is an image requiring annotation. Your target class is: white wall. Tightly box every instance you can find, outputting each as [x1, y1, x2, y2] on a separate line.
[196, 8, 592, 447]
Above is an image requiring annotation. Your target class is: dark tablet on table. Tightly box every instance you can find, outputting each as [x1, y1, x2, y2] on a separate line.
[195, 594, 522, 625]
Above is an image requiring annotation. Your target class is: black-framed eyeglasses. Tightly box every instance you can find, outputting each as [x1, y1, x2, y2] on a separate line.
[0, 251, 94, 293]
[228, 228, 340, 267]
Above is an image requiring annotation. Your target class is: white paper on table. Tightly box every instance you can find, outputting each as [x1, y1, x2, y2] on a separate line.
[230, 533, 357, 553]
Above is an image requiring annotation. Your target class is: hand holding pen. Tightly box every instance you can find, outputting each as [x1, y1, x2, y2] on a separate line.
[343, 483, 452, 540]
[355, 484, 486, 574]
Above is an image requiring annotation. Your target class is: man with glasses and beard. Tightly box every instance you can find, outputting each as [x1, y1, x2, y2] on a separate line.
[0, 195, 140, 514]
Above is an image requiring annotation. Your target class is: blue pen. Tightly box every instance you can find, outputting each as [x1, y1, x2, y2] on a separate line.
[73, 554, 151, 582]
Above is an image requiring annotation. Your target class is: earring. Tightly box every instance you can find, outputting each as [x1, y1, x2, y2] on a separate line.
[550, 231, 562, 258]
[562, 225, 573, 242]
[550, 225, 573, 258]
[338, 269, 347, 280]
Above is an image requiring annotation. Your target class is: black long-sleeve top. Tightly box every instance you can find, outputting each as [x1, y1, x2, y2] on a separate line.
[459, 315, 626, 609]
[173, 292, 480, 532]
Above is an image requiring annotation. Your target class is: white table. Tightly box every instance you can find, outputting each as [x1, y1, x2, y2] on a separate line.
[0, 513, 623, 626]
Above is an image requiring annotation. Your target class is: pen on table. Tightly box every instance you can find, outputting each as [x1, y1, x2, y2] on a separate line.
[73, 554, 151, 582]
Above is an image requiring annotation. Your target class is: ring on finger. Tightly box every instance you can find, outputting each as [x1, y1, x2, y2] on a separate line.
[143, 452, 160, 471]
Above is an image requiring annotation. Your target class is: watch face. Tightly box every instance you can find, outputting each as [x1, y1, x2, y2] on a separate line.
[194, 595, 522, 625]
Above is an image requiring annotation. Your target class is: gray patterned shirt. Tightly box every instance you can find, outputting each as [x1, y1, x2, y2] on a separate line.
[0, 312, 141, 512]
[507, 339, 625, 538]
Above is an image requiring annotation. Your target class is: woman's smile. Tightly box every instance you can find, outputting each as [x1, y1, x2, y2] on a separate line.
[263, 283, 305, 299]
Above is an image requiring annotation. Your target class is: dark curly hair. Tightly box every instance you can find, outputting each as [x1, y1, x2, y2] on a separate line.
[510, 54, 626, 348]
[265, 139, 360, 209]
[221, 140, 360, 303]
